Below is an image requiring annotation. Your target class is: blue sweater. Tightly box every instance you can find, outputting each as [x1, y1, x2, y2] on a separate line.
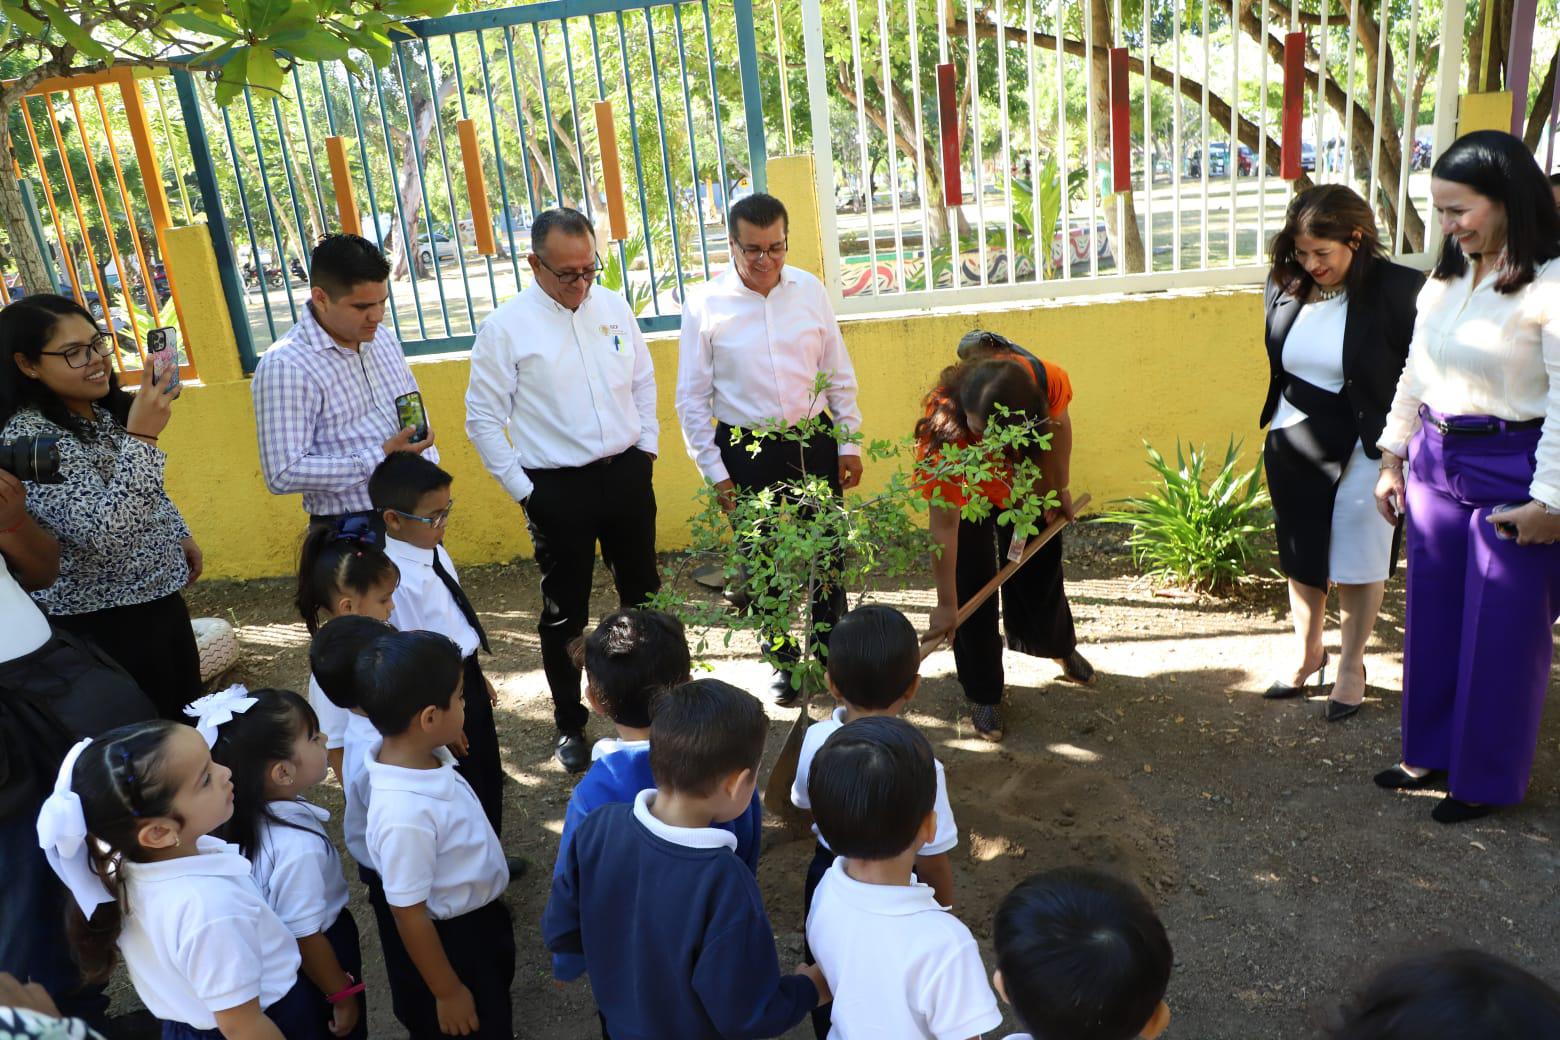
[543, 802, 816, 1040]
[550, 745, 762, 981]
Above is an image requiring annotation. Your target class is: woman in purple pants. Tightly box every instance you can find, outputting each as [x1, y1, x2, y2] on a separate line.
[1373, 130, 1560, 824]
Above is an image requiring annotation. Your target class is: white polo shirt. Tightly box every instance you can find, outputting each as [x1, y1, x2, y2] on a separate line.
[381, 537, 480, 659]
[806, 858, 1002, 1040]
[341, 711, 381, 867]
[364, 741, 508, 919]
[633, 787, 739, 851]
[790, 708, 958, 859]
[118, 837, 301, 1030]
[253, 799, 351, 939]
[308, 673, 349, 752]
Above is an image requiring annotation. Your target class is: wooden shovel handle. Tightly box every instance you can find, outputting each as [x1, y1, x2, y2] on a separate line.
[919, 493, 1089, 660]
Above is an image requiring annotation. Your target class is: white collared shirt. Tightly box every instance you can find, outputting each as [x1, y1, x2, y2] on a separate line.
[381, 536, 480, 658]
[790, 708, 958, 860]
[118, 837, 301, 1030]
[364, 741, 508, 919]
[590, 736, 649, 763]
[1379, 259, 1560, 504]
[675, 265, 863, 484]
[0, 566, 50, 663]
[806, 857, 1002, 1040]
[465, 281, 659, 504]
[308, 674, 350, 752]
[252, 799, 351, 939]
[631, 788, 739, 852]
[341, 711, 381, 867]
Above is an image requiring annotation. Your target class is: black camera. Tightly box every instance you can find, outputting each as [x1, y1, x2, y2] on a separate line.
[0, 436, 63, 484]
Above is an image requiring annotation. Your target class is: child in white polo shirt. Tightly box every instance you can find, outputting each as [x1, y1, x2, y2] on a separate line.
[358, 629, 512, 1039]
[201, 687, 365, 1039]
[806, 717, 1002, 1040]
[992, 868, 1172, 1040]
[35, 720, 325, 1039]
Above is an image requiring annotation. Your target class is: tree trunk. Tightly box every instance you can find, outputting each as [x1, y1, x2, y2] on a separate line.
[0, 101, 55, 296]
[1522, 44, 1558, 150]
[388, 72, 460, 282]
[832, 69, 955, 246]
[1086, 0, 1145, 273]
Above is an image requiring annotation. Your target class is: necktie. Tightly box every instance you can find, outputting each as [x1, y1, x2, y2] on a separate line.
[431, 550, 490, 655]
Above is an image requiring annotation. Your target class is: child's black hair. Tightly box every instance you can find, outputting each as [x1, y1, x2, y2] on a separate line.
[807, 716, 935, 860]
[64, 720, 188, 983]
[993, 867, 1173, 1040]
[309, 615, 397, 711]
[648, 679, 767, 796]
[207, 689, 327, 861]
[369, 450, 453, 517]
[572, 609, 691, 728]
[355, 629, 464, 736]
[826, 604, 920, 710]
[296, 521, 398, 635]
[1327, 949, 1560, 1040]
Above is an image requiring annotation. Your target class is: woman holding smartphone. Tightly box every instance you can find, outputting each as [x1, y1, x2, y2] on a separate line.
[0, 294, 202, 718]
[1373, 131, 1560, 824]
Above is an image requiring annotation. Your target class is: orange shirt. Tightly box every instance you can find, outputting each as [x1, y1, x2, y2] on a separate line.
[915, 354, 1072, 509]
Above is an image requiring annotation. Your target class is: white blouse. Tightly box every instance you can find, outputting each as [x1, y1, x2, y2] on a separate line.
[1271, 293, 1349, 430]
[1378, 259, 1560, 506]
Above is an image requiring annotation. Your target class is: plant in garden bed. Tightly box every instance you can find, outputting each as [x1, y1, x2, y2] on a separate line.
[651, 373, 1056, 697]
[1100, 439, 1272, 594]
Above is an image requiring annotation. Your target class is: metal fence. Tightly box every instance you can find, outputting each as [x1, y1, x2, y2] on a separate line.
[792, 0, 1470, 313]
[169, 0, 767, 371]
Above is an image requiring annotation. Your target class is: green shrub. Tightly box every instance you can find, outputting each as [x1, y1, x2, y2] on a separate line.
[1101, 439, 1271, 593]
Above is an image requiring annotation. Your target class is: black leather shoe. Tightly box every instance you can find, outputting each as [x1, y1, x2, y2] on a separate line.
[1431, 797, 1494, 824]
[772, 672, 804, 708]
[1324, 698, 1360, 722]
[1057, 650, 1096, 685]
[505, 856, 529, 882]
[555, 730, 590, 773]
[1373, 765, 1445, 790]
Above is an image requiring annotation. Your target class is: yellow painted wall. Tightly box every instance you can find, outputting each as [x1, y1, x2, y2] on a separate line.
[166, 286, 1269, 581]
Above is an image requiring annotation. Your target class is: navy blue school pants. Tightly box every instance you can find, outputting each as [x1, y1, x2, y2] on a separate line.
[380, 897, 515, 1039]
[159, 977, 324, 1039]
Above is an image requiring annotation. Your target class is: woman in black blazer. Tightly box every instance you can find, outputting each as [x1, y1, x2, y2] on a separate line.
[1260, 185, 1424, 720]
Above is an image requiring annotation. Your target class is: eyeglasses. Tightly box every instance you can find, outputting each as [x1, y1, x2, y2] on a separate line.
[38, 332, 114, 369]
[733, 239, 788, 263]
[391, 499, 455, 529]
[533, 254, 604, 285]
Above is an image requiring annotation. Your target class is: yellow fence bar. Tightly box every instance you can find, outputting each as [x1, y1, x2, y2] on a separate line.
[325, 137, 361, 237]
[593, 101, 629, 242]
[456, 119, 496, 256]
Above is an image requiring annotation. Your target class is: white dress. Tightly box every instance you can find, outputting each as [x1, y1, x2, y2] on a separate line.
[1271, 293, 1396, 584]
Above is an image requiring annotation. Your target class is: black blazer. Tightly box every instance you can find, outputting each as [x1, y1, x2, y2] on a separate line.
[1260, 258, 1424, 460]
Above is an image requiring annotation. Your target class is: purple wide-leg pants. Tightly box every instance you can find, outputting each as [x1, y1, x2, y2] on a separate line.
[1402, 410, 1560, 805]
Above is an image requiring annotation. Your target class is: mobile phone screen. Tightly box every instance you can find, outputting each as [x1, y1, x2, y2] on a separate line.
[147, 326, 180, 392]
[395, 392, 428, 443]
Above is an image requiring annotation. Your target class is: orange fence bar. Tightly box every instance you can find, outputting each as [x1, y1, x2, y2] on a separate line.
[593, 101, 629, 242]
[16, 102, 80, 297]
[325, 137, 361, 237]
[456, 119, 496, 256]
[95, 84, 160, 348]
[69, 88, 143, 361]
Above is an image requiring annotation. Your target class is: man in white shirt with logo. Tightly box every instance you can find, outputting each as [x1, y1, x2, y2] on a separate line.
[465, 208, 659, 773]
[675, 193, 864, 704]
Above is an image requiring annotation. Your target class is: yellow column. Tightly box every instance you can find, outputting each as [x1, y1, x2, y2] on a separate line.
[765, 154, 824, 281]
[162, 224, 245, 385]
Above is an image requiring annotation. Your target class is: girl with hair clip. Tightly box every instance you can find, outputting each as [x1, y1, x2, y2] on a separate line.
[203, 687, 365, 1040]
[915, 332, 1094, 742]
[295, 518, 398, 782]
[33, 715, 326, 1039]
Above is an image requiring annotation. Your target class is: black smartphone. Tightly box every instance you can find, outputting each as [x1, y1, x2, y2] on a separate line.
[394, 391, 428, 443]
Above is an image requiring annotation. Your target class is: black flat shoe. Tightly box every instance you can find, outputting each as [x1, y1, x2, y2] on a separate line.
[1057, 650, 1096, 685]
[1373, 765, 1446, 790]
[1431, 797, 1494, 824]
[555, 730, 590, 774]
[1324, 699, 1360, 722]
[772, 672, 805, 708]
[505, 856, 530, 882]
[1263, 654, 1329, 700]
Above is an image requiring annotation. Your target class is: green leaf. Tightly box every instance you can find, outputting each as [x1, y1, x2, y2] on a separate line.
[165, 10, 240, 38]
[31, 0, 109, 57]
[267, 27, 347, 60]
[213, 48, 248, 106]
[264, 0, 317, 33]
[243, 0, 291, 33]
[1, 3, 45, 37]
[245, 46, 287, 94]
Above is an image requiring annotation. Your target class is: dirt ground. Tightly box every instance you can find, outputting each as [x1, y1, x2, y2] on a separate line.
[146, 522, 1560, 1039]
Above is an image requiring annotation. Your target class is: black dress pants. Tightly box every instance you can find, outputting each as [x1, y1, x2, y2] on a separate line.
[717, 421, 848, 664]
[53, 591, 202, 719]
[953, 512, 1077, 706]
[457, 654, 504, 836]
[524, 447, 659, 733]
[380, 897, 515, 1040]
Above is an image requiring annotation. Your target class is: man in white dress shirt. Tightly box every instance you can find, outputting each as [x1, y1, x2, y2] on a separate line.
[675, 193, 864, 704]
[465, 208, 659, 772]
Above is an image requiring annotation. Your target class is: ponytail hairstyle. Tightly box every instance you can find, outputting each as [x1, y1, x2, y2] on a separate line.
[207, 689, 327, 860]
[915, 358, 1051, 464]
[296, 518, 399, 634]
[64, 720, 186, 983]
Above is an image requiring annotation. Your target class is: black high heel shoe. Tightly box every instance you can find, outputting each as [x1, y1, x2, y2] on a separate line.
[1263, 653, 1329, 700]
[1324, 664, 1366, 722]
[1373, 765, 1446, 790]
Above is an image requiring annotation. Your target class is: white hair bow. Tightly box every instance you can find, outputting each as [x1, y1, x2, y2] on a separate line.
[183, 684, 258, 747]
[36, 738, 114, 917]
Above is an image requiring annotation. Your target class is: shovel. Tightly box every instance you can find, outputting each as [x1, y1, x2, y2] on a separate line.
[761, 495, 1088, 819]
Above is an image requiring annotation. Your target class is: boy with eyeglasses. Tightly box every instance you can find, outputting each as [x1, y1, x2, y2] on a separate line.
[369, 451, 513, 858]
[465, 206, 661, 775]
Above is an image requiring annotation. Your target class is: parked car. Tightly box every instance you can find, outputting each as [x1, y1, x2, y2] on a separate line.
[1300, 140, 1316, 172]
[103, 262, 171, 304]
[417, 232, 460, 267]
[1186, 141, 1254, 179]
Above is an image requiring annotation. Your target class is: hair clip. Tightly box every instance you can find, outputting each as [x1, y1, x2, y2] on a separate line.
[332, 516, 380, 548]
[184, 685, 259, 748]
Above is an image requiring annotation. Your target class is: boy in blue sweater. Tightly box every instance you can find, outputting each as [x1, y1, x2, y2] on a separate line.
[543, 678, 829, 1038]
[551, 610, 763, 983]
